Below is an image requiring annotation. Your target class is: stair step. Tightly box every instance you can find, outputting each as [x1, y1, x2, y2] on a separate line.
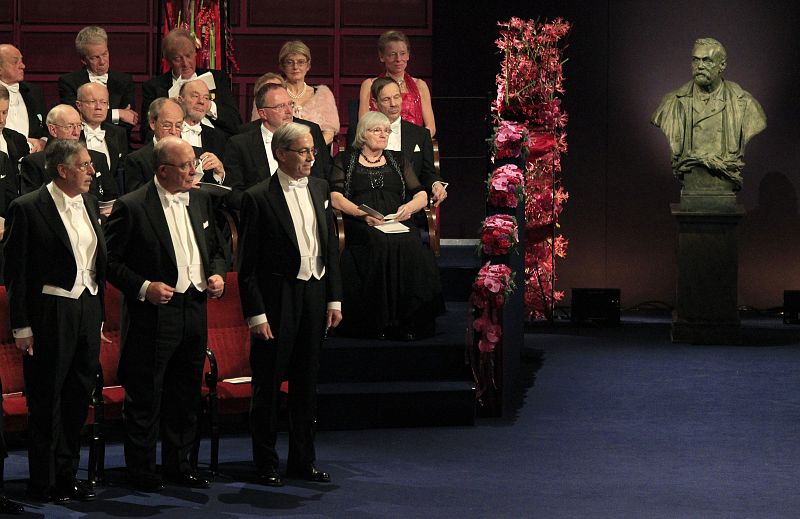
[319, 341, 470, 383]
[317, 380, 476, 429]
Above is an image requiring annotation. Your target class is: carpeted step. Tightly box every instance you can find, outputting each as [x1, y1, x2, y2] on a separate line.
[317, 380, 476, 429]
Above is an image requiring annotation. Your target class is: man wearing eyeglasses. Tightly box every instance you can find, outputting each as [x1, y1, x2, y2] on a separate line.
[238, 122, 341, 486]
[76, 82, 128, 195]
[225, 83, 331, 209]
[106, 136, 227, 492]
[19, 105, 119, 208]
[58, 26, 138, 137]
[122, 97, 185, 193]
[4, 139, 106, 503]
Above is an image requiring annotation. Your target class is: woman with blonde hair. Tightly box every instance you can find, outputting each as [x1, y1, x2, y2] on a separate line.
[279, 40, 339, 145]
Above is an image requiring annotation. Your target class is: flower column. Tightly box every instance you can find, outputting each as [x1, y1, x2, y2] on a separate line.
[468, 17, 570, 416]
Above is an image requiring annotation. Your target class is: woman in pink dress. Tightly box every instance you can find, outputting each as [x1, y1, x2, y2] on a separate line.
[358, 30, 436, 137]
[279, 40, 340, 145]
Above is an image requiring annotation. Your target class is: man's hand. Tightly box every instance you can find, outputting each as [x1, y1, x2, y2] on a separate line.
[252, 322, 274, 341]
[145, 282, 175, 305]
[200, 152, 224, 180]
[326, 309, 343, 329]
[99, 204, 113, 217]
[118, 105, 139, 125]
[28, 138, 46, 153]
[15, 335, 33, 356]
[431, 182, 448, 207]
[207, 274, 225, 299]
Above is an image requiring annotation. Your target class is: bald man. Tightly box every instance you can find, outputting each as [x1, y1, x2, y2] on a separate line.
[76, 82, 128, 193]
[19, 105, 119, 206]
[106, 136, 227, 491]
[0, 44, 46, 152]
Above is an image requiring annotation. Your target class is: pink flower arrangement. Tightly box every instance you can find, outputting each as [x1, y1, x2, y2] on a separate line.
[480, 214, 518, 256]
[487, 164, 524, 208]
[471, 262, 515, 353]
[492, 121, 529, 160]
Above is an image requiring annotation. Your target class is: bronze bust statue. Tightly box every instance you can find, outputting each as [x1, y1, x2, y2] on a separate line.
[652, 38, 766, 193]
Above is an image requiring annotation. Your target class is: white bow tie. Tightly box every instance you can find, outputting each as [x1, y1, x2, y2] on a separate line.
[288, 177, 309, 190]
[3, 82, 19, 94]
[89, 73, 108, 85]
[85, 129, 106, 144]
[65, 196, 84, 212]
[166, 192, 190, 206]
[183, 123, 202, 136]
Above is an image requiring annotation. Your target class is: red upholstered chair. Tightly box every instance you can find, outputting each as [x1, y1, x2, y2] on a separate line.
[202, 271, 253, 474]
[0, 286, 25, 492]
[0, 286, 27, 435]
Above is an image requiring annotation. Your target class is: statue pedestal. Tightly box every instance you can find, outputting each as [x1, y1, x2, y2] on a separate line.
[670, 201, 745, 344]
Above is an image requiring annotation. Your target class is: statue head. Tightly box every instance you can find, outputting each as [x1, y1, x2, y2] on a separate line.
[692, 38, 727, 91]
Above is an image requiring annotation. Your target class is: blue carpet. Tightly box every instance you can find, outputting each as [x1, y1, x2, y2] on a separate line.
[4, 316, 800, 518]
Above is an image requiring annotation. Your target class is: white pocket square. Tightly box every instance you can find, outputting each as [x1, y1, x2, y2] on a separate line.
[203, 220, 209, 229]
[324, 200, 329, 209]
[414, 144, 421, 152]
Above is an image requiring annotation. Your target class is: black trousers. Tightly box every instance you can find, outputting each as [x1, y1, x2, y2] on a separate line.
[121, 287, 206, 479]
[250, 276, 326, 472]
[23, 291, 101, 491]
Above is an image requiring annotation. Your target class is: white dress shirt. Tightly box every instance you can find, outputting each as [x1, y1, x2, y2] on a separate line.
[12, 182, 100, 339]
[260, 125, 278, 176]
[0, 80, 29, 137]
[386, 116, 402, 151]
[137, 178, 206, 301]
[246, 169, 340, 329]
[82, 123, 111, 170]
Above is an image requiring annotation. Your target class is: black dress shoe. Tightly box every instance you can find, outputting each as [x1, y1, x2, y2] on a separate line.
[26, 486, 70, 504]
[0, 495, 23, 514]
[129, 474, 165, 493]
[164, 471, 210, 489]
[286, 465, 331, 483]
[257, 468, 284, 487]
[56, 479, 96, 502]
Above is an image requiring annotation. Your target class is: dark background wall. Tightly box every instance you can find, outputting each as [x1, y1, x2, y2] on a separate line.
[2, 0, 798, 309]
[434, 0, 800, 310]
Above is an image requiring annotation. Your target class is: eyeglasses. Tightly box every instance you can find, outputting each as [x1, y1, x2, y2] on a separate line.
[162, 158, 202, 172]
[157, 122, 184, 131]
[260, 102, 295, 112]
[53, 123, 82, 132]
[367, 127, 392, 135]
[285, 147, 317, 158]
[65, 160, 94, 172]
[283, 59, 308, 67]
[78, 99, 109, 107]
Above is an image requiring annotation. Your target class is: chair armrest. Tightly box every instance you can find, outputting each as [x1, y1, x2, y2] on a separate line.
[204, 347, 219, 395]
[333, 209, 345, 254]
[423, 205, 440, 257]
[220, 208, 240, 267]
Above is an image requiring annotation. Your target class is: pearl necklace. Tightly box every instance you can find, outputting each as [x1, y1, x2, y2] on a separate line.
[287, 82, 308, 100]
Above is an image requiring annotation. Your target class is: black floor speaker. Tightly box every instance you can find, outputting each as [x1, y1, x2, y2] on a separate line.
[571, 288, 621, 325]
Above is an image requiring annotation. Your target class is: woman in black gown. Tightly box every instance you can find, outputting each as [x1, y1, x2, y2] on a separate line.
[331, 111, 444, 340]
